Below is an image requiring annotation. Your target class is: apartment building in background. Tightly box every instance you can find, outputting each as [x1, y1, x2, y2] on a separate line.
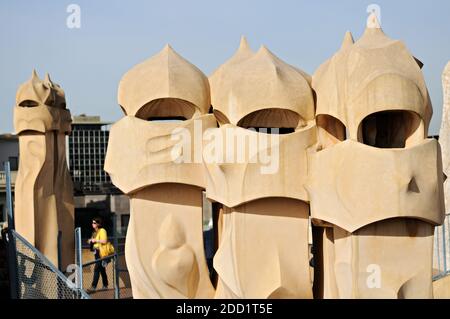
[0, 134, 18, 225]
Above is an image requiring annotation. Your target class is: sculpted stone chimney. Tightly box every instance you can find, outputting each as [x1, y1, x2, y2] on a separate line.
[206, 37, 317, 298]
[308, 14, 445, 298]
[14, 70, 74, 271]
[105, 45, 216, 298]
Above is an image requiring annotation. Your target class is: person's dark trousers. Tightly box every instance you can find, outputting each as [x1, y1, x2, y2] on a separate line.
[91, 250, 108, 288]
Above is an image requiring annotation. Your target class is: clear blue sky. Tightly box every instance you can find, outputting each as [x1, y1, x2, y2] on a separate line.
[1, 0, 449, 134]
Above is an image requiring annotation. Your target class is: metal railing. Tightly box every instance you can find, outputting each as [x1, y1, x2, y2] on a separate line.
[434, 214, 450, 280]
[81, 253, 118, 299]
[76, 226, 132, 299]
[79, 251, 132, 299]
[5, 229, 90, 299]
[0, 170, 17, 192]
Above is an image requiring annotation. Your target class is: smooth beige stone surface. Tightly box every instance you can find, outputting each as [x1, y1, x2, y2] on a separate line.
[315, 221, 434, 299]
[307, 139, 444, 233]
[334, 220, 434, 299]
[54, 133, 75, 268]
[106, 45, 215, 298]
[118, 45, 210, 117]
[433, 274, 450, 299]
[312, 227, 339, 299]
[14, 71, 74, 270]
[209, 39, 314, 128]
[208, 40, 315, 298]
[14, 71, 71, 134]
[204, 123, 316, 207]
[126, 184, 214, 298]
[213, 199, 312, 298]
[310, 15, 444, 299]
[105, 114, 216, 194]
[209, 36, 254, 126]
[313, 26, 432, 141]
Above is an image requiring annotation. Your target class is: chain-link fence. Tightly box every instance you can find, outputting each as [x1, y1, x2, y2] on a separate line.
[6, 229, 89, 299]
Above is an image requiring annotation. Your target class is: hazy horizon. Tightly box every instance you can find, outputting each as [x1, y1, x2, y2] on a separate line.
[1, 0, 449, 135]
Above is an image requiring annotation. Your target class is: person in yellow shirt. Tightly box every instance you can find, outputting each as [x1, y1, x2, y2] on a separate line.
[87, 217, 109, 291]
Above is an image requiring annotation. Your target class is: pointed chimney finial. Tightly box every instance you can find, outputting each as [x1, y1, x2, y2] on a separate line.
[239, 35, 249, 50]
[44, 72, 52, 84]
[31, 69, 40, 81]
[341, 31, 354, 49]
